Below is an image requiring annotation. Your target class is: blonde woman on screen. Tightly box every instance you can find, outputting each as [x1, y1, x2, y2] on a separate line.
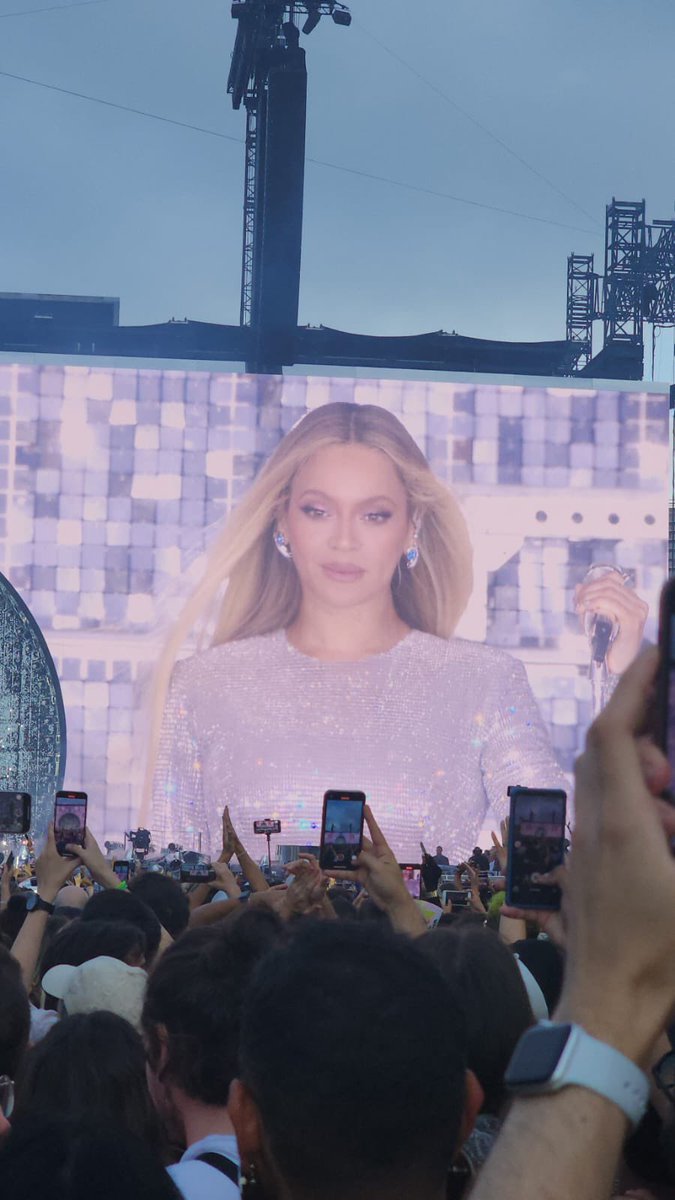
[146, 402, 569, 861]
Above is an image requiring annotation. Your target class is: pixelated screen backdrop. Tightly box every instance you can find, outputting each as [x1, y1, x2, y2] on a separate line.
[0, 364, 667, 850]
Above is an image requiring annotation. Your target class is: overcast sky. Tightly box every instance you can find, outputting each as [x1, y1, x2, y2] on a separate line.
[0, 0, 673, 379]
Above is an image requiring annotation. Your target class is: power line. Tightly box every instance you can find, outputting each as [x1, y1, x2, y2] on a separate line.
[0, 67, 595, 234]
[0, 0, 110, 18]
[354, 18, 600, 228]
[0, 68, 244, 142]
[307, 157, 596, 235]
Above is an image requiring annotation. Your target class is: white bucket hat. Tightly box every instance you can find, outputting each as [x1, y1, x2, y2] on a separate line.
[41, 956, 147, 1031]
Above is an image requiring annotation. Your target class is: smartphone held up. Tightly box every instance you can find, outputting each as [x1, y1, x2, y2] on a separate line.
[0, 792, 31, 836]
[505, 785, 567, 911]
[319, 790, 366, 872]
[655, 576, 675, 795]
[54, 790, 88, 857]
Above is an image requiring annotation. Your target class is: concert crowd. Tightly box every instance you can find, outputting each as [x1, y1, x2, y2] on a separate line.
[1, 651, 675, 1200]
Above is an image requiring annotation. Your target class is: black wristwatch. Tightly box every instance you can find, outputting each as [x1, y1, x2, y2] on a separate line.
[25, 893, 55, 915]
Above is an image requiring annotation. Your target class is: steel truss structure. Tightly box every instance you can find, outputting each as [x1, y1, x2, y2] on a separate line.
[227, 1, 351, 371]
[566, 199, 675, 378]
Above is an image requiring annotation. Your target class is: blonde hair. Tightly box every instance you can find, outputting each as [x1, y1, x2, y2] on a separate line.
[142, 403, 473, 813]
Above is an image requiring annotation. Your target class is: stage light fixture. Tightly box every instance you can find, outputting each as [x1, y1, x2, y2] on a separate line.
[332, 7, 352, 25]
[302, 9, 321, 34]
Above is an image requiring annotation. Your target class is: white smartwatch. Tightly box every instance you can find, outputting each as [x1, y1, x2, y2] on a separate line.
[505, 1021, 649, 1128]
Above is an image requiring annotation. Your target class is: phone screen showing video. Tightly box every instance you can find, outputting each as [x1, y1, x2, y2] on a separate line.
[506, 789, 566, 910]
[0, 792, 30, 835]
[319, 791, 365, 871]
[112, 861, 131, 883]
[54, 791, 87, 856]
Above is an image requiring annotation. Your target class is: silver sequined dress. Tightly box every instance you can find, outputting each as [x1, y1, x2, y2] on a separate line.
[151, 629, 568, 862]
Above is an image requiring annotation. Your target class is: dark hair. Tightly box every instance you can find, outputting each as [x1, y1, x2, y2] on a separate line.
[239, 920, 467, 1199]
[129, 872, 190, 939]
[0, 1113, 180, 1200]
[0, 945, 30, 1079]
[40, 919, 146, 997]
[81, 889, 161, 963]
[14, 1011, 164, 1154]
[0, 893, 28, 944]
[143, 907, 282, 1105]
[421, 925, 534, 1114]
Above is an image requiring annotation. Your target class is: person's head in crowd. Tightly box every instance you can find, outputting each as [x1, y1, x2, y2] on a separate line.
[40, 918, 146, 1003]
[14, 1011, 164, 1153]
[129, 871, 190, 940]
[421, 924, 534, 1116]
[326, 886, 357, 921]
[54, 885, 89, 911]
[0, 1113, 180, 1200]
[231, 920, 482, 1200]
[436, 845, 443, 855]
[143, 908, 283, 1146]
[0, 946, 30, 1082]
[81, 888, 161, 964]
[0, 893, 28, 946]
[511, 937, 564, 1018]
[41, 956, 147, 1031]
[356, 897, 389, 923]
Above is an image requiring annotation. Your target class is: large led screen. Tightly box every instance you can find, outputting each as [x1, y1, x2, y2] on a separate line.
[0, 365, 668, 862]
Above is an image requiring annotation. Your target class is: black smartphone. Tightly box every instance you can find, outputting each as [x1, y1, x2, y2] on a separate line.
[112, 860, 131, 884]
[656, 577, 675, 794]
[319, 790, 366, 871]
[506, 785, 567, 910]
[0, 792, 31, 836]
[399, 863, 421, 899]
[54, 790, 88, 857]
[179, 865, 216, 883]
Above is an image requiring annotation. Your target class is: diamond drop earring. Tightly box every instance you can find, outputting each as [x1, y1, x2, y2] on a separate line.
[273, 529, 292, 560]
[404, 523, 420, 570]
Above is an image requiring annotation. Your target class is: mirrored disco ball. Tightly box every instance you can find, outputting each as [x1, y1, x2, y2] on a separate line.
[0, 572, 66, 842]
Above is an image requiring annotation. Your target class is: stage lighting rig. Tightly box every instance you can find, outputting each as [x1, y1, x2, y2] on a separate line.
[227, 0, 351, 371]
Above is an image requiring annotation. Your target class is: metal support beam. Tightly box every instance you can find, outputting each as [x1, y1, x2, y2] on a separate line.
[566, 253, 597, 370]
[240, 101, 258, 327]
[603, 199, 646, 354]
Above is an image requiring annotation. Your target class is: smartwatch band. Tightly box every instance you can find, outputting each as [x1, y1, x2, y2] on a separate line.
[507, 1021, 649, 1128]
[561, 1025, 649, 1127]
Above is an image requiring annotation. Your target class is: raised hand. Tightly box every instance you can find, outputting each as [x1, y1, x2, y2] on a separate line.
[36, 825, 82, 902]
[283, 853, 331, 919]
[575, 574, 648, 676]
[67, 827, 118, 890]
[221, 805, 240, 863]
[491, 818, 509, 874]
[329, 806, 427, 938]
[210, 859, 242, 900]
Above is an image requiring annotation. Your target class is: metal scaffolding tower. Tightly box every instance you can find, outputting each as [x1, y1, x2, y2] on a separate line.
[227, 1, 351, 373]
[603, 199, 646, 351]
[567, 198, 675, 379]
[565, 253, 598, 370]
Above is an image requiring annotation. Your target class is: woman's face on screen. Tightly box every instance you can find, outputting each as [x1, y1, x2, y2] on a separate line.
[283, 443, 413, 609]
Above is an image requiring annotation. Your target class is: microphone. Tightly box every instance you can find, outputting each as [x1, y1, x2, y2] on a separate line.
[590, 614, 614, 664]
[581, 564, 631, 717]
[582, 564, 627, 664]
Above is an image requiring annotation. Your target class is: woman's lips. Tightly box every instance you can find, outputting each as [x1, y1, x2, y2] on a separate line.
[321, 563, 365, 581]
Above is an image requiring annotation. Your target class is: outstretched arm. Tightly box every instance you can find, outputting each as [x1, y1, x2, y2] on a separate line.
[469, 650, 675, 1200]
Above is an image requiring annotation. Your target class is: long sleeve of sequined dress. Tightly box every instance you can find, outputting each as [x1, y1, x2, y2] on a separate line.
[476, 653, 570, 834]
[150, 661, 209, 853]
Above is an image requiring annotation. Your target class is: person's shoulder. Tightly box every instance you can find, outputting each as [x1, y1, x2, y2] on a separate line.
[172, 632, 283, 688]
[408, 631, 525, 676]
[167, 1161, 239, 1200]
